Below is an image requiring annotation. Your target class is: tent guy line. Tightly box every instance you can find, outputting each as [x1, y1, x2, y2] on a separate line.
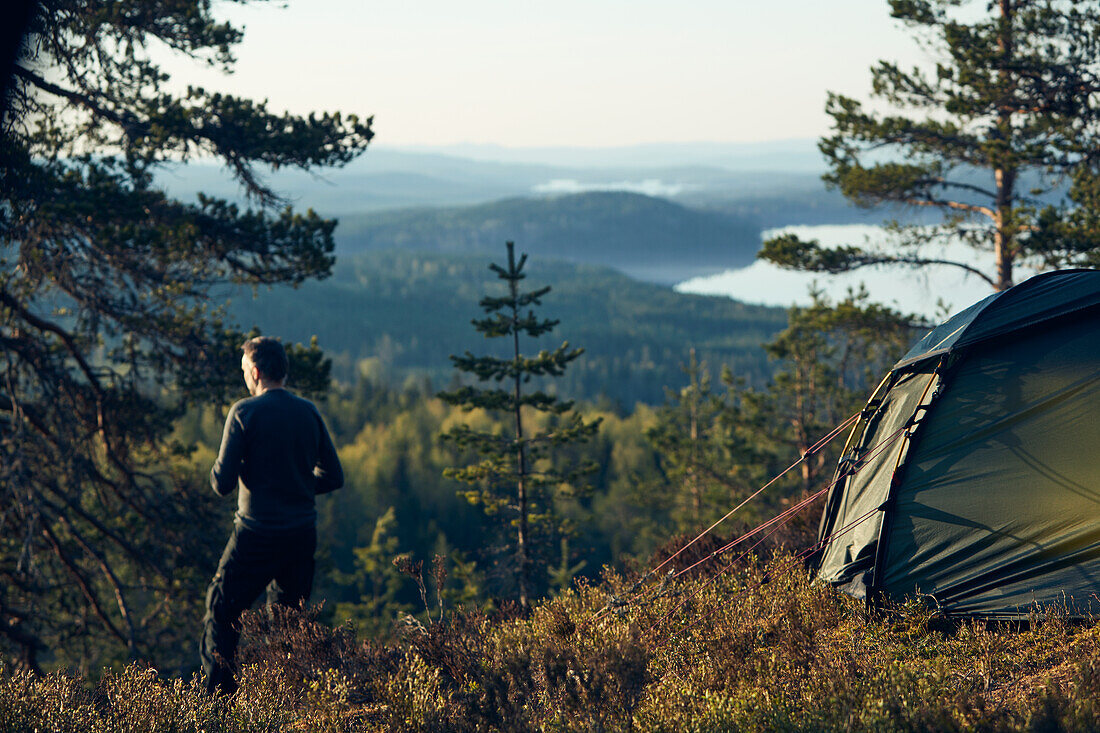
[589, 410, 861, 626]
[652, 412, 860, 576]
[646, 413, 921, 641]
[662, 506, 885, 651]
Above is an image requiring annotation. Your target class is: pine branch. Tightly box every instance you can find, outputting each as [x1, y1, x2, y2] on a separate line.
[12, 65, 131, 129]
[902, 195, 996, 219]
[39, 519, 129, 647]
[53, 511, 138, 652]
[760, 233, 999, 288]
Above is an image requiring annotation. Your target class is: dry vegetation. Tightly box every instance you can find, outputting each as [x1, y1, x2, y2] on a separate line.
[3, 552, 1099, 732]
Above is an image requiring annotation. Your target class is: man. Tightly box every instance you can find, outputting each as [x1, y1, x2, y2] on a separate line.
[200, 336, 343, 696]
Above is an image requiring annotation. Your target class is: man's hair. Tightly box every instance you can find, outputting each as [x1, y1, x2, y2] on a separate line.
[241, 336, 289, 382]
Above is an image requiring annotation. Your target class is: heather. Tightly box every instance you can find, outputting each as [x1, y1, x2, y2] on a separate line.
[4, 553, 1098, 732]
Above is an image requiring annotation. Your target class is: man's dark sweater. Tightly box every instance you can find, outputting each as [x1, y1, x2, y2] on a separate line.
[210, 388, 343, 531]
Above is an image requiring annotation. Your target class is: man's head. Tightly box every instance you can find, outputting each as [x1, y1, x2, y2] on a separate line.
[240, 337, 289, 395]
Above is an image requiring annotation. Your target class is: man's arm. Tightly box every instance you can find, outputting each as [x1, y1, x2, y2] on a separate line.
[210, 404, 245, 497]
[313, 413, 343, 495]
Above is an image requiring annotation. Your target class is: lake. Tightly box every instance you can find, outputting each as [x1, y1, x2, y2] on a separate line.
[675, 224, 1039, 320]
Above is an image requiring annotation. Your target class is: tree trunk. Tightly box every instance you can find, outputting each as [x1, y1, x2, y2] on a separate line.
[994, 0, 1017, 292]
[688, 352, 700, 523]
[800, 350, 818, 494]
[507, 242, 529, 610]
[994, 168, 1016, 291]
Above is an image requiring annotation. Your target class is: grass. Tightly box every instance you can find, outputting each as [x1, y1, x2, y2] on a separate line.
[3, 552, 1100, 732]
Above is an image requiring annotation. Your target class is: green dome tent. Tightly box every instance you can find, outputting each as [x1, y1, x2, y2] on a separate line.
[814, 268, 1100, 619]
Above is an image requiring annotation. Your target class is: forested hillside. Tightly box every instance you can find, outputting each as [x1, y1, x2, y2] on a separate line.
[334, 192, 761, 284]
[227, 250, 788, 406]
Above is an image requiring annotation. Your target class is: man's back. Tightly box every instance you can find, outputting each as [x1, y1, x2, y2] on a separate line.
[202, 335, 343, 697]
[210, 388, 343, 532]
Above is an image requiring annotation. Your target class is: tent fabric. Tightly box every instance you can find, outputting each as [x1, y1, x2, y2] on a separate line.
[879, 315, 1100, 616]
[817, 268, 1100, 618]
[816, 368, 940, 595]
[893, 269, 1100, 371]
[953, 269, 1100, 353]
[893, 294, 997, 371]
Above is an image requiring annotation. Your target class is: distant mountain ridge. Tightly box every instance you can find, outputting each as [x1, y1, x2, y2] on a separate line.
[335, 191, 761, 284]
[387, 139, 826, 171]
[155, 142, 864, 222]
[157, 143, 1062, 232]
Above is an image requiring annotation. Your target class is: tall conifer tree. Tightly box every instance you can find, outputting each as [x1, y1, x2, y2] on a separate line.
[440, 242, 600, 609]
[0, 1, 370, 670]
[760, 0, 1100, 291]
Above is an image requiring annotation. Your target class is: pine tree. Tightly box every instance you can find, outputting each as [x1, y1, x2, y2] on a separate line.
[439, 242, 600, 609]
[760, 0, 1100, 292]
[745, 288, 920, 496]
[0, 1, 370, 671]
[645, 291, 919, 549]
[645, 350, 757, 531]
[329, 508, 415, 639]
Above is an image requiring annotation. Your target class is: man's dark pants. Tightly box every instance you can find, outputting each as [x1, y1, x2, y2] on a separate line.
[200, 523, 316, 696]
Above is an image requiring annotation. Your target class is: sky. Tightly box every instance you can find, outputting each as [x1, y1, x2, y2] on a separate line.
[162, 0, 927, 149]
